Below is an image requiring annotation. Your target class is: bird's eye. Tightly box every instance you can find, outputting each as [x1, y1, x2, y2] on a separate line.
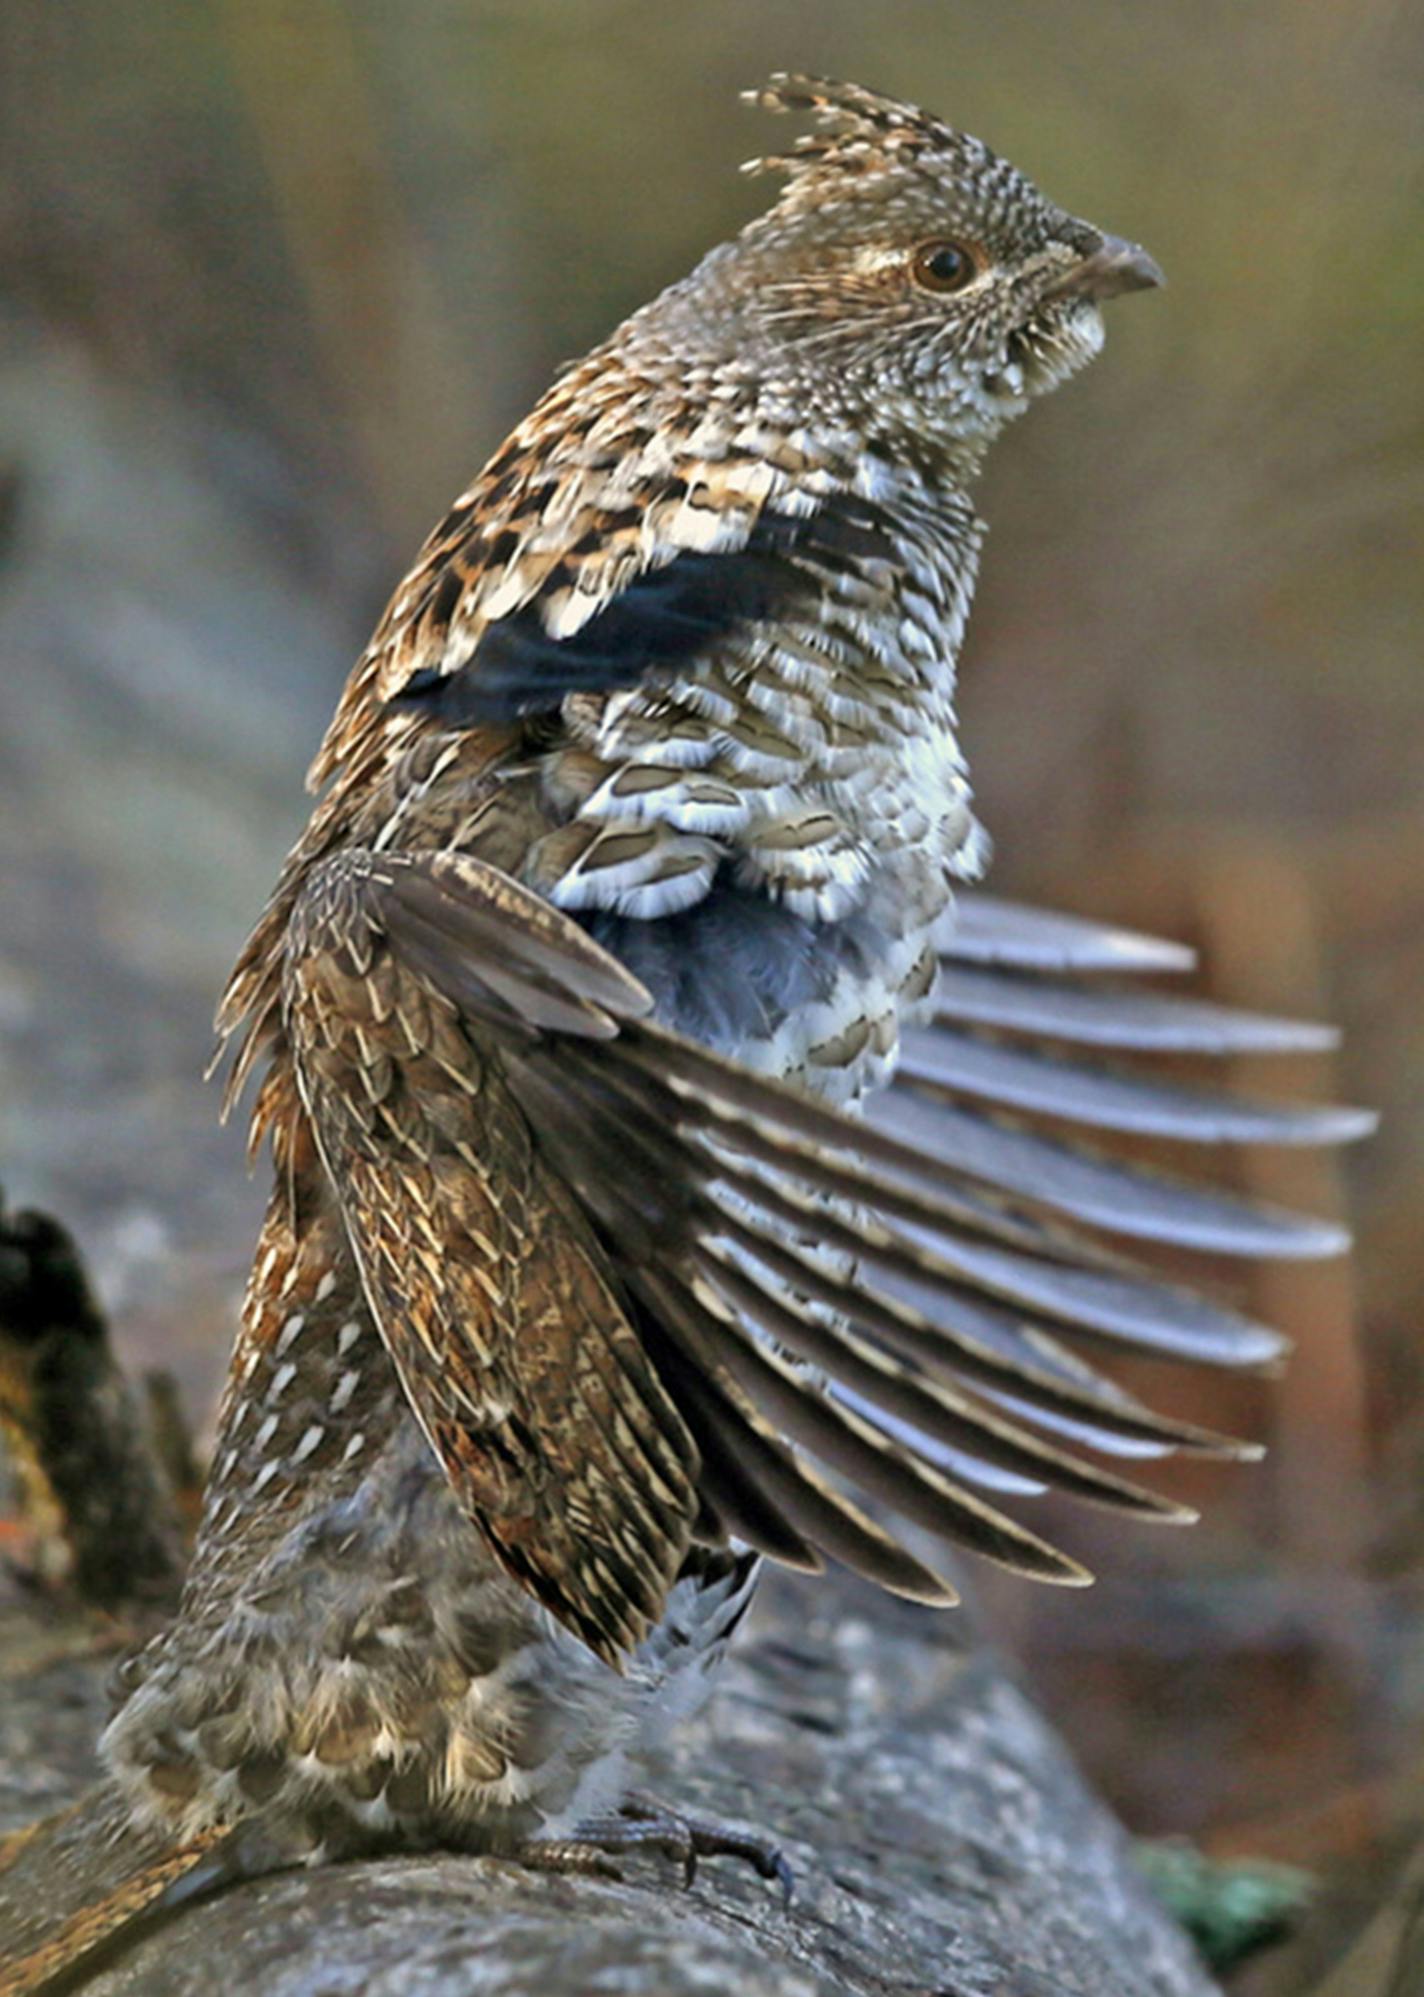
[910, 240, 978, 294]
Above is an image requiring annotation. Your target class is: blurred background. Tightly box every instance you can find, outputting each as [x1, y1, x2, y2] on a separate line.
[1, 2, 1421, 1985]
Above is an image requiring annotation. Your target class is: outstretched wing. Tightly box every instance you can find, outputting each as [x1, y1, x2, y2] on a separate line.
[275, 848, 1367, 1666]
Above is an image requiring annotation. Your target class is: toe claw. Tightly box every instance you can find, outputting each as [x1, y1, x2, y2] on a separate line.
[518, 1797, 789, 1900]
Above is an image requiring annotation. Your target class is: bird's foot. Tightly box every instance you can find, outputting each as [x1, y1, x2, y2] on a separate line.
[515, 1790, 792, 1899]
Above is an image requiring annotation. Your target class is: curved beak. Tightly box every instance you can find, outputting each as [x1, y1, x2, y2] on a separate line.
[1043, 233, 1165, 304]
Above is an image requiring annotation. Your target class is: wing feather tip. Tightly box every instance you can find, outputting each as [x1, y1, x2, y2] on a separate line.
[1040, 1559, 1096, 1589]
[1265, 1217, 1354, 1261]
[881, 1567, 959, 1608]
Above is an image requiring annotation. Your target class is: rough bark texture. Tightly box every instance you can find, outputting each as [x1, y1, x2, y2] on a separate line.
[0, 1570, 1217, 1997]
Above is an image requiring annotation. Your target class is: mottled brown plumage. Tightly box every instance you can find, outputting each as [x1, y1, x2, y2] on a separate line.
[0, 76, 1370, 1995]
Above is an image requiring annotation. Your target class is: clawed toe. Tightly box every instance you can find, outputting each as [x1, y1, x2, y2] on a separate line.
[512, 1839, 625, 1884]
[618, 1790, 792, 1898]
[515, 1793, 792, 1901]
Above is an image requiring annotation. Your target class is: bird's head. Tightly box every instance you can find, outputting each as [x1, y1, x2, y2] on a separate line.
[657, 75, 1162, 474]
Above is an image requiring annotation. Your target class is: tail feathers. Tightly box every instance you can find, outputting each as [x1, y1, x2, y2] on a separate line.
[0, 1786, 232, 1997]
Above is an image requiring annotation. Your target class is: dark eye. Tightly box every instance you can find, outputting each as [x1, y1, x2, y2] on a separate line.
[910, 240, 978, 294]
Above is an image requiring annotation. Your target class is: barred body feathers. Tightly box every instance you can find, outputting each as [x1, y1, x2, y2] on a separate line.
[0, 76, 1368, 1994]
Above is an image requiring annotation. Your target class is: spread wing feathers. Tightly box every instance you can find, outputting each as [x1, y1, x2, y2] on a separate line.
[268, 848, 1366, 1663]
[933, 958, 1343, 1054]
[937, 894, 1201, 974]
[868, 1086, 1351, 1259]
[895, 1028, 1373, 1149]
[900, 892, 1373, 1250]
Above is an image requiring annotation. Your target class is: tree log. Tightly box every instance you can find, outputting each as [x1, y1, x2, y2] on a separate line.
[0, 1561, 1215, 1996]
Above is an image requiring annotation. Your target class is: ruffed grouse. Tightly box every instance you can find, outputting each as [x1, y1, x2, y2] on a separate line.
[0, 75, 1369, 1994]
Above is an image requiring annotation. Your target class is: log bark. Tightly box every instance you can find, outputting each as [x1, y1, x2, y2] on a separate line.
[0, 1566, 1217, 1997]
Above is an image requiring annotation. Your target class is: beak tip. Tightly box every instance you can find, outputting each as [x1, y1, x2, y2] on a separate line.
[1094, 234, 1166, 300]
[1048, 234, 1165, 304]
[1124, 243, 1167, 293]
